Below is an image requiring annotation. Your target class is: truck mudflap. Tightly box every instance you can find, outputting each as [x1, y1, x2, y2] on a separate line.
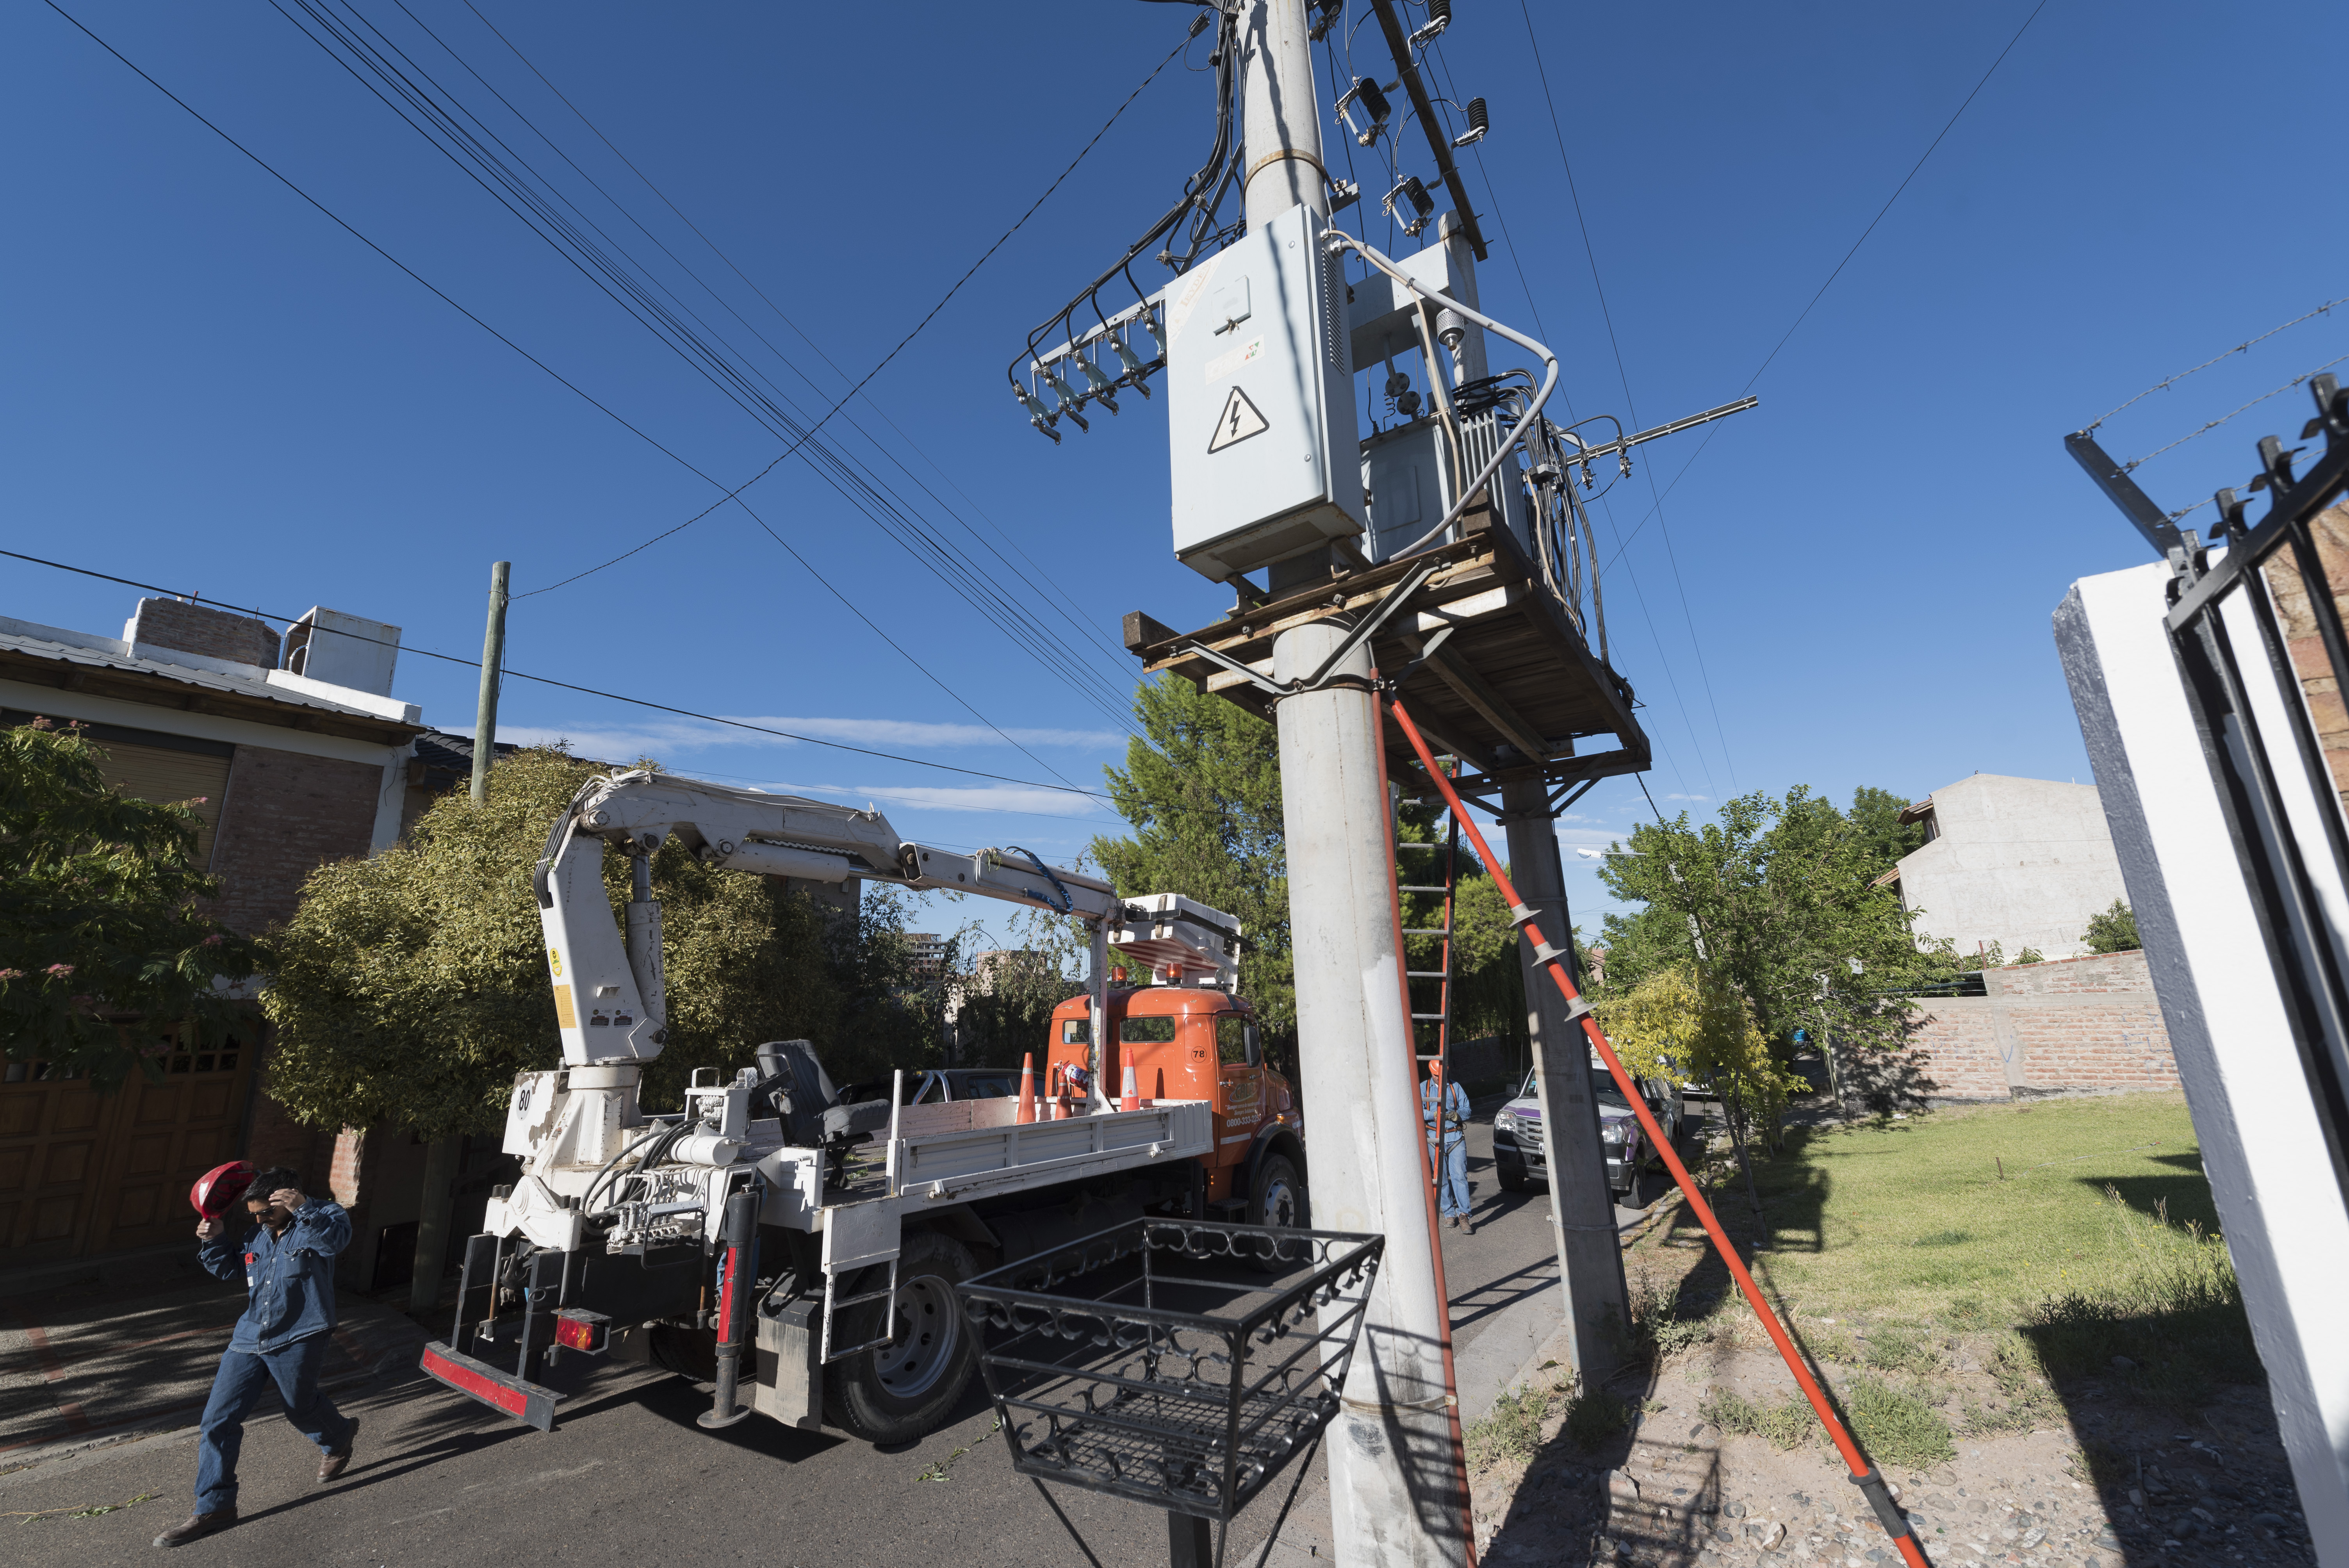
[419, 1341, 564, 1432]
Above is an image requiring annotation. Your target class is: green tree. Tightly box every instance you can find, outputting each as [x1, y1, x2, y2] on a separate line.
[262, 748, 925, 1140]
[1847, 785, 1928, 869]
[0, 719, 269, 1086]
[1593, 962, 1804, 1206]
[1394, 798, 1527, 1064]
[1593, 786, 1934, 1060]
[2082, 899, 2140, 954]
[1093, 676, 1294, 1054]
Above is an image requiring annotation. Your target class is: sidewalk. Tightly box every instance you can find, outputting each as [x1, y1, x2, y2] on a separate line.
[0, 1257, 428, 1470]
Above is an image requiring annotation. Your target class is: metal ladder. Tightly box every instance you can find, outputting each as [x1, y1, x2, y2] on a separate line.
[1399, 781, 1465, 1081]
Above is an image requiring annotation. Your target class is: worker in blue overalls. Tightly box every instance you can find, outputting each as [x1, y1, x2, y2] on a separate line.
[155, 1166, 359, 1549]
[1421, 1059, 1474, 1234]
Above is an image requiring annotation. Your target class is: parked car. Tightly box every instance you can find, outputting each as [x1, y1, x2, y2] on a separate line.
[1491, 1055, 1683, 1197]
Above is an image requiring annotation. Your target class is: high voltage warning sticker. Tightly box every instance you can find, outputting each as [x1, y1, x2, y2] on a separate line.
[1207, 386, 1269, 453]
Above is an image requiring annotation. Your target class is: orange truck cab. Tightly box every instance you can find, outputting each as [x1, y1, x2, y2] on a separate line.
[1045, 981, 1307, 1227]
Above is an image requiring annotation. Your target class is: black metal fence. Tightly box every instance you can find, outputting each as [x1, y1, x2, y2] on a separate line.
[2081, 374, 2349, 1210]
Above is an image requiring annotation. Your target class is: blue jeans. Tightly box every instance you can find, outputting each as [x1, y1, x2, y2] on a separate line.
[194, 1335, 352, 1513]
[1428, 1133, 1470, 1218]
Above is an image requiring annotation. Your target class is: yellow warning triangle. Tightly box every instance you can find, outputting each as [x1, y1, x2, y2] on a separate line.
[1207, 385, 1270, 453]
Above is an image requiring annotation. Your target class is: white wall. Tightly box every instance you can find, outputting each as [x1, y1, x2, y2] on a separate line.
[1895, 773, 2128, 957]
[2058, 561, 2349, 1563]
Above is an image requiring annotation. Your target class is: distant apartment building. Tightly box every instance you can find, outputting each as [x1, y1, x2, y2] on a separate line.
[1883, 773, 2129, 960]
[903, 932, 950, 983]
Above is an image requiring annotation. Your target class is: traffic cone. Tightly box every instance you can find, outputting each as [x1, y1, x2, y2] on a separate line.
[1120, 1062, 1140, 1113]
[1016, 1053, 1035, 1124]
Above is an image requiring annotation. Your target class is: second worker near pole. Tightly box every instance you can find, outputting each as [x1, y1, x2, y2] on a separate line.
[1421, 1058, 1474, 1235]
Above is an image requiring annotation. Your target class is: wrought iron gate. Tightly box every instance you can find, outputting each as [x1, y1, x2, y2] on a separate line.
[2073, 374, 2349, 1205]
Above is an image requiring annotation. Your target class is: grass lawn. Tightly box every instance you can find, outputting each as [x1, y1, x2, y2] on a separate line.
[1731, 1091, 2215, 1321]
[1619, 1090, 2259, 1449]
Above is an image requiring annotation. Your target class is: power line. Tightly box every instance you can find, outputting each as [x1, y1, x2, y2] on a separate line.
[435, 0, 1135, 672]
[1597, 0, 2053, 578]
[1504, 10, 1736, 799]
[0, 548, 1116, 802]
[512, 12, 1196, 607]
[50, 0, 1128, 787]
[266, 0, 1140, 737]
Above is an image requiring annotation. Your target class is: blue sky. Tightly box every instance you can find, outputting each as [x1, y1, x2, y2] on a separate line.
[7, 0, 2345, 954]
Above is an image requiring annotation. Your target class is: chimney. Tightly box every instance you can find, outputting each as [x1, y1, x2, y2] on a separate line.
[280, 607, 401, 697]
[123, 598, 279, 669]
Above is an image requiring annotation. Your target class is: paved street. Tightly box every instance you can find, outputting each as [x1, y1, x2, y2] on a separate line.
[0, 1108, 1619, 1566]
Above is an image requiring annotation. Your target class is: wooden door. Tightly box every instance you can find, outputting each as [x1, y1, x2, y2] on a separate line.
[85, 1039, 253, 1254]
[0, 1060, 112, 1260]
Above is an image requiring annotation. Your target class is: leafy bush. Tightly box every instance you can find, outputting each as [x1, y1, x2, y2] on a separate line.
[2082, 900, 2140, 955]
[1466, 1383, 1556, 1470]
[1861, 1324, 1942, 1376]
[1698, 1385, 1814, 1449]
[1842, 1374, 1955, 1467]
[1615, 1277, 1713, 1363]
[1564, 1389, 1630, 1451]
[0, 720, 267, 1084]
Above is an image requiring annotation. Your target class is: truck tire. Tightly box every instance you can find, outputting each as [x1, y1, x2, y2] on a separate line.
[823, 1229, 980, 1445]
[1243, 1152, 1309, 1272]
[1250, 1152, 1306, 1230]
[1495, 1156, 1531, 1194]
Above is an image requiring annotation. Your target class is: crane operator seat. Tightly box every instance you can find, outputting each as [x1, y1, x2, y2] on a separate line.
[753, 1040, 892, 1149]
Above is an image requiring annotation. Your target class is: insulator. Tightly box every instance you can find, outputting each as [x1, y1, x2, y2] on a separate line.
[1451, 96, 1488, 148]
[1409, 0, 1451, 46]
[1356, 77, 1392, 124]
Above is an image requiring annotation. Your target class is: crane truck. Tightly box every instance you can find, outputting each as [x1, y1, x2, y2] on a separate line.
[419, 770, 1307, 1443]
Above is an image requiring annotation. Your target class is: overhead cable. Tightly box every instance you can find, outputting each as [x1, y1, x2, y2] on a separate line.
[451, 0, 1133, 671]
[524, 10, 1199, 606]
[0, 549, 1116, 802]
[1497, 13, 1736, 798]
[50, 0, 1132, 781]
[1597, 0, 2054, 578]
[266, 0, 1141, 736]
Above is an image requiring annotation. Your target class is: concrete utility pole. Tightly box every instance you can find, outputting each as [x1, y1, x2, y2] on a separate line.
[470, 560, 511, 805]
[1500, 772, 1629, 1379]
[1248, 4, 1467, 1561]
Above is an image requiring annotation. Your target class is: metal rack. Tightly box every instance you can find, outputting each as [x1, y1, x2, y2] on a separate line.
[957, 1219, 1382, 1555]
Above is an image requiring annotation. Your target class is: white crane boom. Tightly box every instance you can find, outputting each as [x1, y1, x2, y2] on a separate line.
[530, 770, 1239, 1076]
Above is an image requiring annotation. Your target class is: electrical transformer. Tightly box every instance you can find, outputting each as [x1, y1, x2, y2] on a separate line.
[1164, 204, 1364, 582]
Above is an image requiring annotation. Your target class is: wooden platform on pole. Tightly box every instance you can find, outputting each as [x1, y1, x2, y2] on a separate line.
[1123, 503, 1649, 807]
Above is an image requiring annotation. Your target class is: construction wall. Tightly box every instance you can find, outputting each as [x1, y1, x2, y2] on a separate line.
[1901, 949, 2180, 1100]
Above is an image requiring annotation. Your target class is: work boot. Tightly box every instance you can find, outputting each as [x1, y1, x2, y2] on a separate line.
[153, 1509, 235, 1548]
[317, 1418, 360, 1482]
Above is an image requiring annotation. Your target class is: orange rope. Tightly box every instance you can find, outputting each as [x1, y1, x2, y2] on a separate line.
[1386, 697, 1932, 1568]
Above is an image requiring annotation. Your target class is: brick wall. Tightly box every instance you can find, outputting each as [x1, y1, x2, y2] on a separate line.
[1904, 948, 2180, 1101]
[124, 598, 280, 668]
[207, 743, 381, 935]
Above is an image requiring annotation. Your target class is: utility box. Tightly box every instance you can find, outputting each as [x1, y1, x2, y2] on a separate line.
[1164, 205, 1363, 581]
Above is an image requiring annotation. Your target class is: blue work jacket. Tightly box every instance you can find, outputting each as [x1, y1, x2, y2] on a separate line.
[1421, 1078, 1470, 1144]
[199, 1200, 351, 1354]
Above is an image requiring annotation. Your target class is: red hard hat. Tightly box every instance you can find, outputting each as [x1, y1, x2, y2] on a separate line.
[190, 1160, 258, 1219]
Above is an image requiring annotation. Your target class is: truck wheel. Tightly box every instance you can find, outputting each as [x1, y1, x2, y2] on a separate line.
[1251, 1153, 1306, 1230]
[823, 1229, 980, 1445]
[1495, 1158, 1531, 1193]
